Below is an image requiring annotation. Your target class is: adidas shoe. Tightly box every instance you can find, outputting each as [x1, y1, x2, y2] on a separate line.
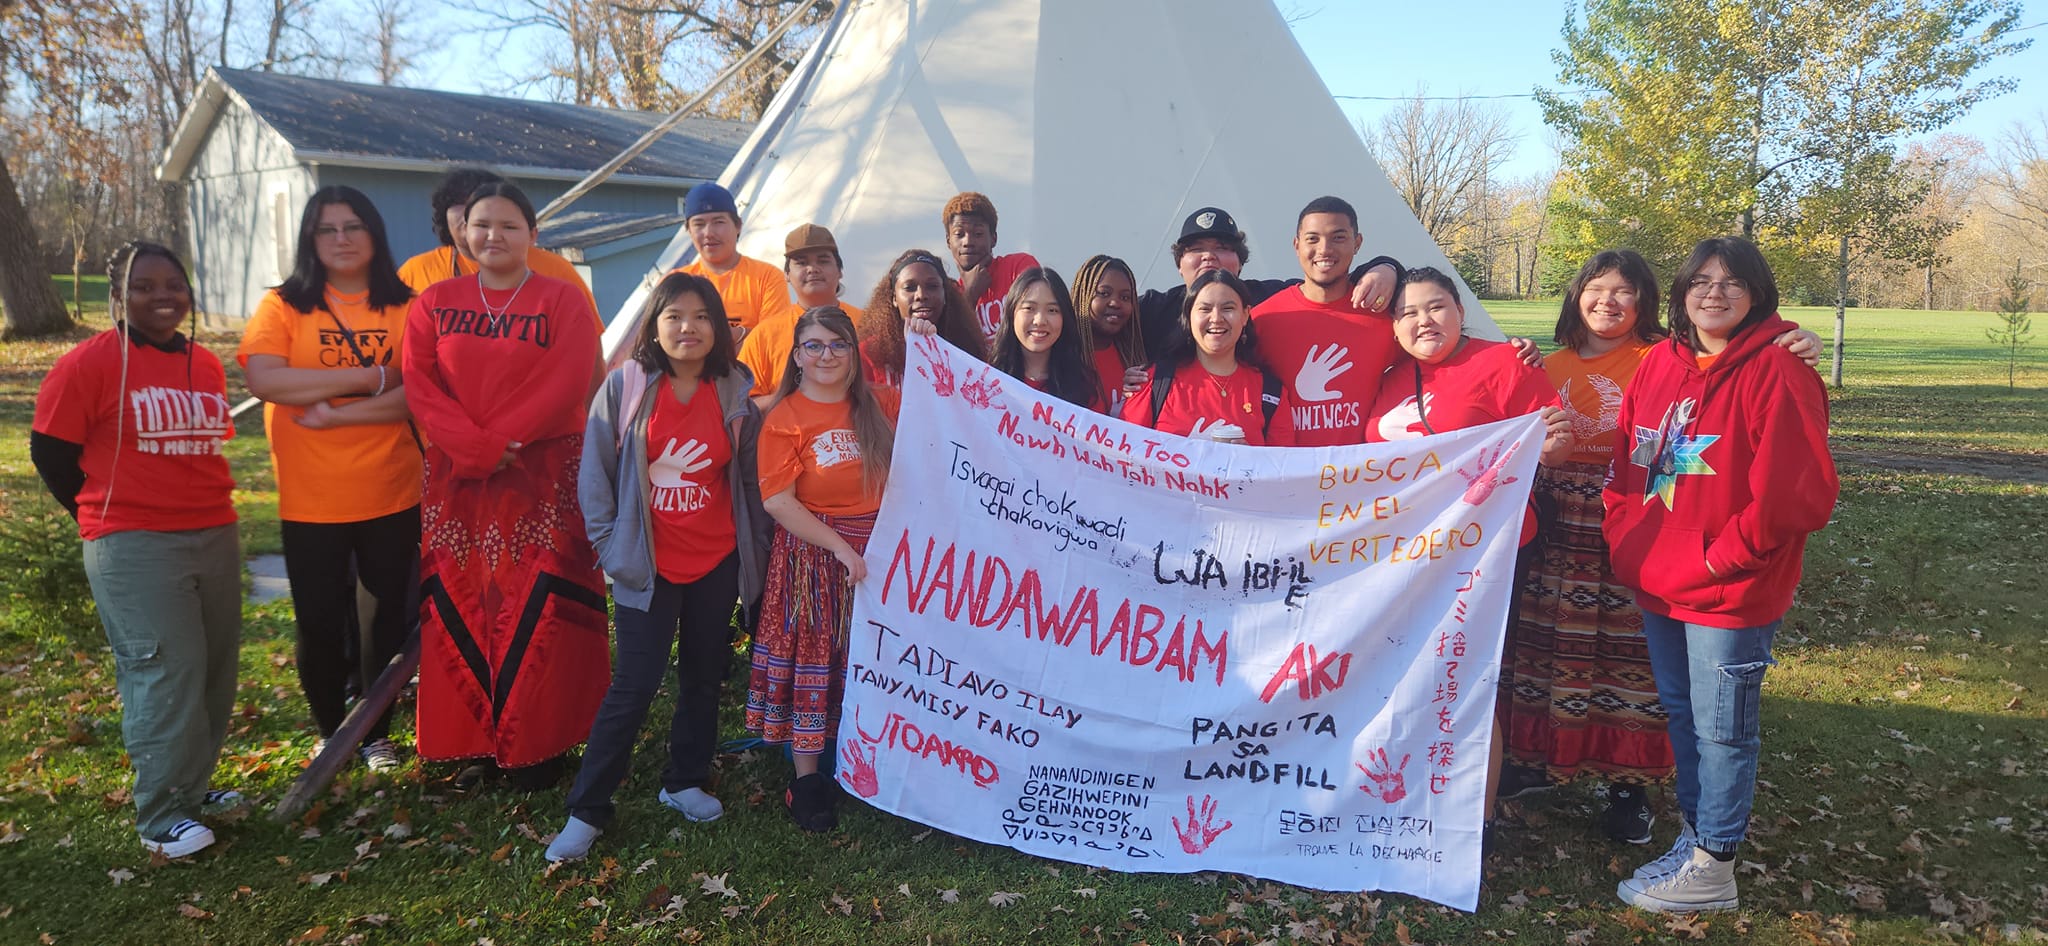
[1617, 846, 1738, 913]
[141, 819, 216, 858]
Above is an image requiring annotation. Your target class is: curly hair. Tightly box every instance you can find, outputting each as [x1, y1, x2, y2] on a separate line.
[859, 249, 987, 384]
[941, 192, 998, 232]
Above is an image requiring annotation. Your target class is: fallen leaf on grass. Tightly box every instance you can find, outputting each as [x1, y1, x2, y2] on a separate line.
[108, 868, 135, 886]
[828, 893, 853, 916]
[719, 905, 743, 918]
[939, 889, 959, 903]
[1664, 914, 1707, 939]
[1563, 930, 1595, 946]
[0, 822, 24, 844]
[698, 872, 738, 900]
[1843, 883, 1886, 911]
[988, 891, 1023, 908]
[1073, 887, 1098, 899]
[291, 925, 329, 944]
[752, 893, 779, 918]
[489, 842, 514, 862]
[176, 904, 214, 921]
[640, 885, 670, 911]
[895, 883, 910, 897]
[1394, 919, 1413, 945]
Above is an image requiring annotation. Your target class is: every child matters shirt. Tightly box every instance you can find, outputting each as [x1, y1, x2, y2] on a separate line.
[757, 389, 902, 517]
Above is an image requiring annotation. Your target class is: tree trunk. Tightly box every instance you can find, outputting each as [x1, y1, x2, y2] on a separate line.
[1923, 263, 1933, 311]
[1832, 233, 1849, 389]
[0, 153, 71, 339]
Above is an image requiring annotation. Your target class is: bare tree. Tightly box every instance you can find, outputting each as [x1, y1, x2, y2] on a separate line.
[1365, 88, 1520, 251]
[367, 0, 426, 85]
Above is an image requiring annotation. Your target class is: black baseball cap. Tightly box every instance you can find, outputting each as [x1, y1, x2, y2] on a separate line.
[1179, 207, 1242, 243]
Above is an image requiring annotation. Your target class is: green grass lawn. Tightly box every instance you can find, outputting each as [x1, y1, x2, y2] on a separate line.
[0, 290, 2042, 944]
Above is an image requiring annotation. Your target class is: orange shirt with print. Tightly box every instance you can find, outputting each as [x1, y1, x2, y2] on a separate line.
[238, 288, 423, 523]
[757, 388, 901, 517]
[398, 245, 603, 331]
[737, 300, 864, 397]
[1543, 339, 1654, 466]
[676, 255, 801, 331]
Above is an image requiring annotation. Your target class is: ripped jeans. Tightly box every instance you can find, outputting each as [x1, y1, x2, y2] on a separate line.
[1639, 611, 1779, 853]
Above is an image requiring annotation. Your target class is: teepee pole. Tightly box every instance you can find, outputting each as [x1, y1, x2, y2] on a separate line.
[535, 0, 829, 225]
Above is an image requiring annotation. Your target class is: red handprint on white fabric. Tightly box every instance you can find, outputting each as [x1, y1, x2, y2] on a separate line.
[1172, 794, 1233, 854]
[840, 737, 879, 799]
[1355, 748, 1411, 804]
[1456, 440, 1521, 505]
[959, 368, 1004, 409]
[912, 335, 957, 396]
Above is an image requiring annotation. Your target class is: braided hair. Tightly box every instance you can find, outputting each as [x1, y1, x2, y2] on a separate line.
[106, 241, 190, 325]
[1069, 254, 1144, 368]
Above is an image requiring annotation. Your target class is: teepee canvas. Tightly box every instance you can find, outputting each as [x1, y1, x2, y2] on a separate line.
[602, 0, 1498, 353]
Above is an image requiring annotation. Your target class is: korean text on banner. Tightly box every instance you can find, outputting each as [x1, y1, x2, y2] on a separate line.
[840, 337, 1544, 911]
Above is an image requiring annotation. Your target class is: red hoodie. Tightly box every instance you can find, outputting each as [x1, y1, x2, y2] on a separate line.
[1602, 313, 1838, 629]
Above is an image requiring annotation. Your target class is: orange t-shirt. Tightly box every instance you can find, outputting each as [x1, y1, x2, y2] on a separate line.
[1543, 339, 1654, 465]
[33, 330, 237, 540]
[398, 245, 602, 330]
[757, 388, 901, 517]
[237, 288, 423, 523]
[737, 300, 864, 397]
[676, 255, 801, 331]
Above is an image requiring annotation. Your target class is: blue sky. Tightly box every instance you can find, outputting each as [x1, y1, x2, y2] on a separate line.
[1289, 0, 2047, 180]
[412, 0, 2046, 181]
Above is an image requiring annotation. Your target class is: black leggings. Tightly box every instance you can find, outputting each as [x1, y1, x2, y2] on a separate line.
[280, 506, 420, 739]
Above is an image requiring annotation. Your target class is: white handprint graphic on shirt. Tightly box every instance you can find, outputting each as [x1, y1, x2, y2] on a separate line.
[650, 438, 712, 487]
[1558, 374, 1624, 443]
[1186, 417, 1225, 438]
[1293, 344, 1354, 402]
[1375, 393, 1436, 441]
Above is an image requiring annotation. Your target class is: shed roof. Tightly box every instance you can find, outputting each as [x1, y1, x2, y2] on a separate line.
[159, 67, 752, 185]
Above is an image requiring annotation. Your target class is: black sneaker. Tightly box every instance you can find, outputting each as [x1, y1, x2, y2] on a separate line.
[785, 773, 838, 832]
[1497, 765, 1553, 800]
[1604, 784, 1654, 844]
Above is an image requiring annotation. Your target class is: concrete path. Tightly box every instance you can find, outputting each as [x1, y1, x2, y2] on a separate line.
[248, 554, 291, 605]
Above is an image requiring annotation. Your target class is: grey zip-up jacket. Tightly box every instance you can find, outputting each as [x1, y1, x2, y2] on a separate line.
[580, 363, 772, 617]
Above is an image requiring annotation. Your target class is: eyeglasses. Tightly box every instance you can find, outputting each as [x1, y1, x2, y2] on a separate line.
[797, 340, 854, 358]
[1686, 278, 1748, 298]
[315, 222, 370, 240]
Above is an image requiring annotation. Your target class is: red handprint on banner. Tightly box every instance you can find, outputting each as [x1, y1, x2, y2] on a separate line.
[1356, 748, 1412, 804]
[840, 737, 880, 799]
[959, 368, 1004, 409]
[912, 335, 958, 396]
[1172, 794, 1234, 854]
[1456, 440, 1522, 505]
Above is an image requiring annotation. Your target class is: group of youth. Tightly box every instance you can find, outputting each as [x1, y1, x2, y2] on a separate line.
[31, 171, 1837, 916]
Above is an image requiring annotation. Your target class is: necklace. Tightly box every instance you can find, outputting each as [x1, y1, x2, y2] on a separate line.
[478, 270, 531, 327]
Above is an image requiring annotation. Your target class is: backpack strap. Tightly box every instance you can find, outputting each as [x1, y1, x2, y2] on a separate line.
[1147, 363, 1174, 427]
[615, 367, 651, 451]
[1260, 370, 1283, 432]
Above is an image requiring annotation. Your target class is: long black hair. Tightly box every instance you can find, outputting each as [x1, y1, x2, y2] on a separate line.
[630, 271, 736, 379]
[990, 267, 1101, 409]
[1153, 269, 1261, 377]
[276, 186, 413, 314]
[1668, 237, 1780, 351]
[1554, 248, 1664, 350]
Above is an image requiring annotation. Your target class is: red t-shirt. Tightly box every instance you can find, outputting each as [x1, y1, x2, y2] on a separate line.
[1365, 339, 1558, 442]
[1251, 285, 1401, 446]
[965, 252, 1041, 350]
[33, 330, 237, 540]
[646, 379, 736, 584]
[403, 274, 601, 478]
[1118, 361, 1293, 446]
[1092, 343, 1131, 412]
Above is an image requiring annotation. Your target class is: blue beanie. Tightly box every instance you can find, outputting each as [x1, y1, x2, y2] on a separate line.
[685, 182, 738, 221]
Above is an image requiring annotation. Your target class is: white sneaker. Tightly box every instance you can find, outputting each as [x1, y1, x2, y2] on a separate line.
[1632, 821, 1699, 880]
[141, 819, 216, 858]
[1618, 846, 1738, 913]
[359, 738, 403, 773]
[658, 787, 724, 822]
[545, 816, 602, 862]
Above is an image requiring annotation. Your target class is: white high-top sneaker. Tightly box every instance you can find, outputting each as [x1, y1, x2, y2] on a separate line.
[1617, 846, 1738, 913]
[1632, 821, 1698, 880]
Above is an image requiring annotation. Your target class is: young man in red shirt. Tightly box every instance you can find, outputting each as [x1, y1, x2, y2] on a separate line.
[942, 192, 1039, 351]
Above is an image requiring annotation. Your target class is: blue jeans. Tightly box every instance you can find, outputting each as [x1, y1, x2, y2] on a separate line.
[1639, 610, 1778, 853]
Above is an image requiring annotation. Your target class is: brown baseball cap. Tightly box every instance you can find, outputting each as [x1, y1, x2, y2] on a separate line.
[784, 223, 839, 257]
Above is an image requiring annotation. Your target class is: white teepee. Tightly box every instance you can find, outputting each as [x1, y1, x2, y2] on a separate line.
[602, 0, 1499, 354]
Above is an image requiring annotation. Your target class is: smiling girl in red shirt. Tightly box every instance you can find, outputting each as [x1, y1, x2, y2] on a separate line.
[1071, 254, 1147, 411]
[858, 249, 987, 387]
[1119, 270, 1294, 445]
[989, 267, 1104, 412]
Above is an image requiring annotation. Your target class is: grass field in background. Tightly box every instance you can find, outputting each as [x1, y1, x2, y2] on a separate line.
[0, 285, 2040, 944]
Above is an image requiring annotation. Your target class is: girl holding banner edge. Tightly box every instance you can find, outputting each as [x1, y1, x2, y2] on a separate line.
[746, 307, 900, 832]
[859, 250, 987, 388]
[1604, 237, 1836, 914]
[1118, 270, 1295, 445]
[548, 272, 772, 862]
[989, 266, 1105, 412]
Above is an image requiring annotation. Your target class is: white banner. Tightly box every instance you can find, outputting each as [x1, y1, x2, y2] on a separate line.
[838, 337, 1543, 911]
